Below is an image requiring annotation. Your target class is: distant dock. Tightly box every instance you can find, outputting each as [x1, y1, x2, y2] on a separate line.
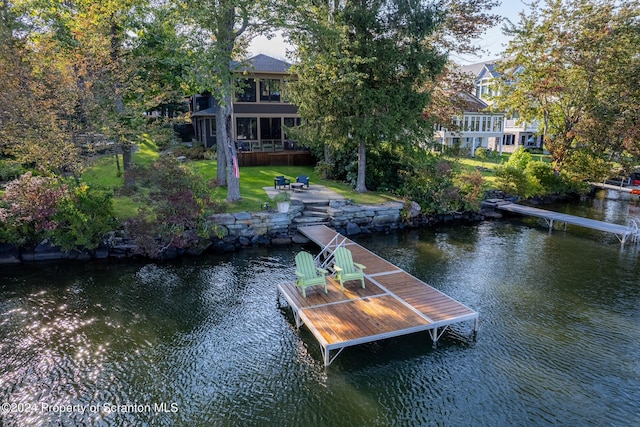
[495, 201, 635, 246]
[277, 225, 478, 366]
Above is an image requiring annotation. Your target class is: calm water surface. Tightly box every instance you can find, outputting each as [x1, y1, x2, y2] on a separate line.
[1, 190, 639, 426]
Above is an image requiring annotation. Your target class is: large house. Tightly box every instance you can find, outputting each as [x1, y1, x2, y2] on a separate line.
[433, 92, 505, 154]
[460, 59, 543, 153]
[190, 54, 303, 154]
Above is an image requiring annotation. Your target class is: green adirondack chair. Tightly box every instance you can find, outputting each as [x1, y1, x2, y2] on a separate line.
[295, 251, 328, 297]
[333, 247, 366, 291]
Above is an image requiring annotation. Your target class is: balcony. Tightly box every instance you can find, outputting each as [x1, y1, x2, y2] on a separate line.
[504, 119, 539, 132]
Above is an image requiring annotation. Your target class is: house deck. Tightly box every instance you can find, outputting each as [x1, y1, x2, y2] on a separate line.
[277, 225, 479, 366]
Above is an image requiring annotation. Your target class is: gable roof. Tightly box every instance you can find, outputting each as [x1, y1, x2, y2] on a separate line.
[478, 63, 502, 80]
[458, 59, 500, 79]
[456, 92, 490, 113]
[233, 54, 292, 74]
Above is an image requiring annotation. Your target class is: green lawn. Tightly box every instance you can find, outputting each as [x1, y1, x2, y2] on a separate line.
[85, 141, 558, 219]
[191, 161, 397, 212]
[82, 144, 396, 218]
[453, 151, 552, 186]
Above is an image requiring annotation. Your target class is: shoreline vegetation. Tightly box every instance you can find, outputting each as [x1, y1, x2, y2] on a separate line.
[0, 142, 587, 264]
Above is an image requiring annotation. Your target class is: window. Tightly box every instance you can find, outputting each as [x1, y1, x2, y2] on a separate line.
[236, 79, 256, 102]
[260, 118, 282, 140]
[283, 117, 301, 128]
[260, 79, 281, 102]
[209, 118, 216, 137]
[236, 117, 257, 140]
[493, 117, 502, 132]
[281, 81, 291, 103]
[470, 116, 480, 132]
[195, 95, 209, 112]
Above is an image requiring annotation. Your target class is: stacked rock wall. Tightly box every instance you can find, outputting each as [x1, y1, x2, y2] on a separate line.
[0, 200, 486, 263]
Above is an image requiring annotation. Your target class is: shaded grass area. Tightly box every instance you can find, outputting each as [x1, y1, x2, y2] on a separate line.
[82, 142, 395, 218]
[453, 152, 551, 186]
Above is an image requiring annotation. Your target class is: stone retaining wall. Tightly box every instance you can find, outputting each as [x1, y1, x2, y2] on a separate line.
[0, 200, 487, 263]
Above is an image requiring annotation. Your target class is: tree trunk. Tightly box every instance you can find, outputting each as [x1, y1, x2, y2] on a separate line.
[110, 17, 134, 188]
[223, 101, 241, 201]
[213, 2, 245, 201]
[355, 141, 367, 193]
[216, 104, 227, 186]
[323, 144, 332, 179]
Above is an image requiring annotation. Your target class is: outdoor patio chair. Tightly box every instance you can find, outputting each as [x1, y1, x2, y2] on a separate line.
[333, 247, 366, 291]
[296, 175, 310, 188]
[274, 175, 291, 189]
[295, 251, 328, 298]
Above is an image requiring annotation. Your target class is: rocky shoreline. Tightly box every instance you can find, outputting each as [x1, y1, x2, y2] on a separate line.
[0, 197, 507, 264]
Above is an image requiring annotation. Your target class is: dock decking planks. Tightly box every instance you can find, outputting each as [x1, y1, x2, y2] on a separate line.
[277, 225, 478, 366]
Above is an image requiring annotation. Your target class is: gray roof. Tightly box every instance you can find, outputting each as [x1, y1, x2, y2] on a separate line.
[458, 59, 500, 78]
[234, 54, 292, 74]
[191, 106, 217, 117]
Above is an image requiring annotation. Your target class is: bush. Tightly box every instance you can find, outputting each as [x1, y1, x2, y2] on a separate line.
[507, 147, 533, 170]
[0, 172, 116, 249]
[171, 145, 210, 160]
[49, 184, 116, 250]
[125, 157, 226, 258]
[399, 153, 467, 214]
[454, 169, 486, 211]
[495, 165, 541, 199]
[0, 159, 24, 182]
[525, 161, 563, 194]
[0, 172, 66, 246]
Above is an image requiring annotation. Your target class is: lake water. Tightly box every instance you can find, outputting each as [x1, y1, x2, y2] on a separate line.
[1, 190, 639, 426]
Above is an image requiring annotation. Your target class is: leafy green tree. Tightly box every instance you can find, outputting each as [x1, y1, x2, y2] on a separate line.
[6, 0, 182, 183]
[288, 0, 501, 193]
[496, 0, 640, 172]
[288, 0, 447, 193]
[0, 1, 87, 177]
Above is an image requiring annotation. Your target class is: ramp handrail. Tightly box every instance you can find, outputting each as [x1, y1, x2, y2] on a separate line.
[314, 233, 348, 269]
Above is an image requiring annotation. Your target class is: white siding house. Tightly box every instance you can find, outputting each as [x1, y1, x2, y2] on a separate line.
[460, 60, 544, 153]
[433, 92, 505, 155]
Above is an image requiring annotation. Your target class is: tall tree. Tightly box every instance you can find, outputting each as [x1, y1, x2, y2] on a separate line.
[6, 0, 173, 183]
[181, 0, 285, 202]
[495, 0, 640, 174]
[289, 0, 446, 193]
[0, 1, 86, 176]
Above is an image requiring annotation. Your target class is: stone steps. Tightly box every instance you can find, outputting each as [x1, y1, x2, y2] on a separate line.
[292, 215, 330, 225]
[301, 210, 329, 218]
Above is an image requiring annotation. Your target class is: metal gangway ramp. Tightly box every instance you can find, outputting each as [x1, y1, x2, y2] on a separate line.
[496, 202, 635, 246]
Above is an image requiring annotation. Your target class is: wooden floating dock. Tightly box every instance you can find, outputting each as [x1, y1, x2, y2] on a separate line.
[496, 202, 634, 245]
[276, 225, 479, 366]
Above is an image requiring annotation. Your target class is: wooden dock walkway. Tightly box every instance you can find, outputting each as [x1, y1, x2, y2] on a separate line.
[496, 202, 634, 245]
[277, 225, 478, 366]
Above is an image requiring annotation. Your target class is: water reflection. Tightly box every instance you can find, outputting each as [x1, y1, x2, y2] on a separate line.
[1, 195, 640, 426]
